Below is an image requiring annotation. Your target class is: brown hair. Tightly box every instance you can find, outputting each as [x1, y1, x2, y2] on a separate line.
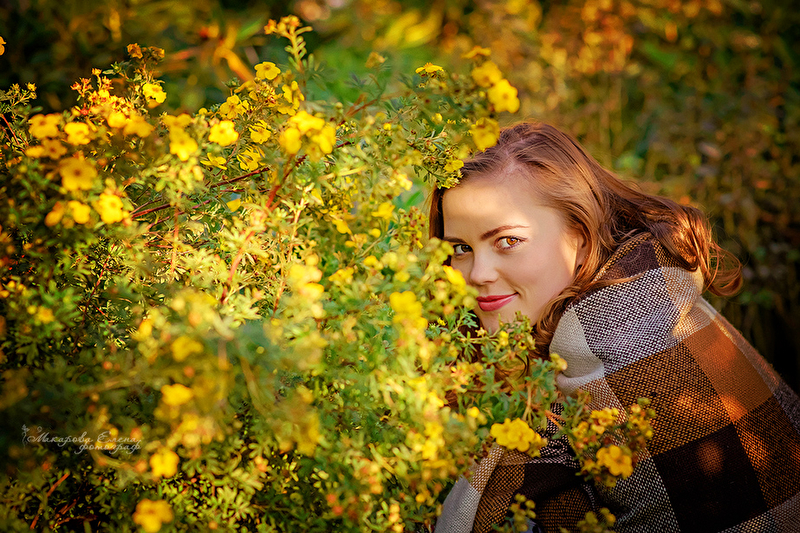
[429, 122, 742, 361]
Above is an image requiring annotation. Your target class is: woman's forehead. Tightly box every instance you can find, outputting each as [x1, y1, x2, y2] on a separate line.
[443, 169, 540, 208]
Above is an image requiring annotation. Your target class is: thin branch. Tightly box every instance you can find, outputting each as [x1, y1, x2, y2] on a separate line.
[545, 409, 563, 430]
[47, 472, 70, 497]
[29, 472, 71, 530]
[220, 229, 255, 305]
[1, 114, 20, 147]
[169, 209, 179, 278]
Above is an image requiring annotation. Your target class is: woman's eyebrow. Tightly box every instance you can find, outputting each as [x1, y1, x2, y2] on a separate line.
[480, 225, 528, 240]
[442, 225, 529, 243]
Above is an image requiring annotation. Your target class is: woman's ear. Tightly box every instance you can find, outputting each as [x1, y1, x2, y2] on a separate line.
[574, 230, 589, 273]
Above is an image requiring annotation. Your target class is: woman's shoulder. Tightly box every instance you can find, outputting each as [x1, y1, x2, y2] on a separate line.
[566, 231, 703, 315]
[590, 231, 686, 286]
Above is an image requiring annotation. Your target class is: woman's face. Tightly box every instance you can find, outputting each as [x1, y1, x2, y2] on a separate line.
[442, 169, 586, 333]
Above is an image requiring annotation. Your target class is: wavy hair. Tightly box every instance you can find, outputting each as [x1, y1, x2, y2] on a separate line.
[429, 122, 742, 361]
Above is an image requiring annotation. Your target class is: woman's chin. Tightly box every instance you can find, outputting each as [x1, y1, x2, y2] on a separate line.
[477, 314, 500, 334]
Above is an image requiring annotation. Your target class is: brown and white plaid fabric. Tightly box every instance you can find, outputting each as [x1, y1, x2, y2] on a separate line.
[436, 233, 800, 532]
[435, 403, 598, 533]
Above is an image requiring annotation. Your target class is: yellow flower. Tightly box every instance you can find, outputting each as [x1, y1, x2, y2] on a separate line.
[45, 202, 66, 227]
[127, 43, 143, 59]
[202, 153, 227, 169]
[365, 51, 386, 68]
[161, 383, 193, 407]
[264, 20, 278, 35]
[287, 263, 325, 301]
[107, 111, 128, 129]
[169, 130, 198, 161]
[68, 201, 91, 224]
[0, 36, 5, 56]
[371, 202, 394, 220]
[93, 193, 127, 224]
[278, 112, 336, 160]
[573, 421, 590, 442]
[490, 418, 544, 453]
[596, 445, 633, 478]
[41, 139, 67, 159]
[487, 79, 520, 113]
[389, 291, 427, 330]
[279, 126, 302, 155]
[29, 114, 61, 139]
[249, 120, 272, 143]
[149, 448, 180, 479]
[60, 158, 97, 191]
[471, 61, 503, 88]
[255, 61, 280, 80]
[35, 306, 55, 324]
[444, 159, 464, 173]
[161, 113, 193, 131]
[25, 145, 45, 158]
[329, 267, 354, 285]
[308, 126, 336, 160]
[170, 335, 203, 362]
[589, 407, 620, 435]
[226, 198, 241, 211]
[497, 331, 509, 347]
[277, 81, 304, 115]
[550, 353, 568, 372]
[290, 110, 325, 134]
[331, 217, 350, 234]
[470, 117, 500, 151]
[142, 83, 166, 108]
[133, 499, 174, 533]
[442, 265, 466, 289]
[237, 146, 263, 171]
[463, 45, 491, 59]
[208, 120, 238, 146]
[219, 94, 248, 119]
[415, 62, 444, 75]
[64, 122, 92, 145]
[123, 114, 153, 137]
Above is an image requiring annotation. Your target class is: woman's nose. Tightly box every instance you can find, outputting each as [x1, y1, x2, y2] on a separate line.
[467, 252, 499, 286]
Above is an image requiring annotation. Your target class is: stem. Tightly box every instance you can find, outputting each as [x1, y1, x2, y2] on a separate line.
[145, 198, 215, 231]
[169, 209, 179, 279]
[1, 114, 20, 147]
[271, 205, 304, 317]
[29, 472, 71, 530]
[220, 229, 255, 305]
[545, 409, 563, 430]
[78, 245, 116, 332]
[47, 472, 70, 497]
[133, 167, 271, 220]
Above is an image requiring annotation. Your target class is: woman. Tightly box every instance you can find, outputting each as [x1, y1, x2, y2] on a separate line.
[430, 123, 800, 532]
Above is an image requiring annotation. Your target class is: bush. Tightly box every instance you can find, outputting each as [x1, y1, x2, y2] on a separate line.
[0, 18, 651, 532]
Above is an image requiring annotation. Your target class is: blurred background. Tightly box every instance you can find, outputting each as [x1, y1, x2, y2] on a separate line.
[2, 0, 798, 390]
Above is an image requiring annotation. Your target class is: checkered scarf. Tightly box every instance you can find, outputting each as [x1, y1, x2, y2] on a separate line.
[435, 233, 800, 533]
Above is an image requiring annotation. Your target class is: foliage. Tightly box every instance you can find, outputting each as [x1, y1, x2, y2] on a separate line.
[0, 0, 295, 112]
[4, 1, 797, 389]
[312, 0, 800, 389]
[0, 18, 650, 533]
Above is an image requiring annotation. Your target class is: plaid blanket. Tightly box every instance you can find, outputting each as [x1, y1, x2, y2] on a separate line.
[436, 233, 800, 533]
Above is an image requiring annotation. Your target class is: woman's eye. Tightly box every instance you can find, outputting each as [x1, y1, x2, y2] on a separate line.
[498, 237, 522, 249]
[452, 243, 472, 255]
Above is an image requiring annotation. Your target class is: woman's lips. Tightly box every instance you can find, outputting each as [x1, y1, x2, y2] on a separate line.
[476, 294, 517, 312]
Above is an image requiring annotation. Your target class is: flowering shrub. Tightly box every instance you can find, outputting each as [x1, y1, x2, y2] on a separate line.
[0, 18, 650, 532]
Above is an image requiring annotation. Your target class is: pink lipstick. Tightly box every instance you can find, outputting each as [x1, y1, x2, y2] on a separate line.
[476, 294, 517, 312]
